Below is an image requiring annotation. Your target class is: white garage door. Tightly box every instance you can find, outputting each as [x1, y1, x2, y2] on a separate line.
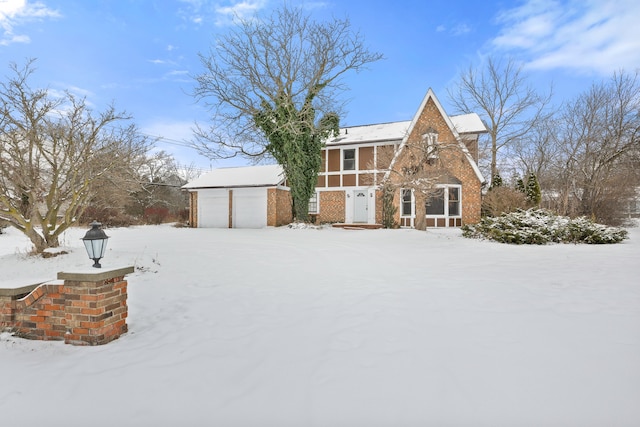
[233, 188, 268, 228]
[198, 189, 229, 228]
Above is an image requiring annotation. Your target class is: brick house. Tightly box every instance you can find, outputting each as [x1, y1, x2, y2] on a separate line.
[184, 88, 487, 228]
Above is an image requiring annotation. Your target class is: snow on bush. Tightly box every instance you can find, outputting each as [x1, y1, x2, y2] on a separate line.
[461, 209, 628, 244]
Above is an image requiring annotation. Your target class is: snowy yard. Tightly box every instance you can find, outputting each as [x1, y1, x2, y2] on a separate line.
[1, 224, 639, 426]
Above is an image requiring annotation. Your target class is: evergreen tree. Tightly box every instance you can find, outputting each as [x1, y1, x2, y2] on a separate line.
[381, 183, 397, 229]
[515, 177, 525, 194]
[490, 172, 503, 189]
[526, 172, 542, 205]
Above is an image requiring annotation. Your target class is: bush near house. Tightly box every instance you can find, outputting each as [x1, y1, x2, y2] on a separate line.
[461, 209, 628, 244]
[144, 207, 171, 225]
[79, 206, 138, 228]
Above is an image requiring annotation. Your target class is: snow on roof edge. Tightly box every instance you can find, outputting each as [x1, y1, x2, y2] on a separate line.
[182, 164, 285, 189]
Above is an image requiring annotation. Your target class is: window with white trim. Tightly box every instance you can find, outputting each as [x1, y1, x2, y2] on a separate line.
[422, 128, 439, 160]
[426, 188, 445, 215]
[308, 192, 318, 214]
[425, 186, 461, 217]
[343, 149, 355, 171]
[448, 187, 460, 216]
[401, 189, 412, 216]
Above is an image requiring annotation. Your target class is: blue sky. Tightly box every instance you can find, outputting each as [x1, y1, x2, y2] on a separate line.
[2, 0, 639, 170]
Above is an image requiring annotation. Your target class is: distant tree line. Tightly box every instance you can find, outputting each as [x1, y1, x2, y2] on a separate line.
[449, 58, 640, 226]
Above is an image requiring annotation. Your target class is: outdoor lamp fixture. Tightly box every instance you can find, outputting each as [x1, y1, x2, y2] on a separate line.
[82, 221, 109, 268]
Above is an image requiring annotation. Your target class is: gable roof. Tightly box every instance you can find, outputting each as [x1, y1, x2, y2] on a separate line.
[182, 164, 285, 189]
[384, 88, 486, 184]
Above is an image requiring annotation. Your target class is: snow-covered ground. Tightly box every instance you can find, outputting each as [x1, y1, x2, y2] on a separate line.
[1, 224, 639, 426]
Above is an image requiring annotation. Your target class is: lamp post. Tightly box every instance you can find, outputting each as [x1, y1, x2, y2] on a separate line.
[81, 221, 109, 268]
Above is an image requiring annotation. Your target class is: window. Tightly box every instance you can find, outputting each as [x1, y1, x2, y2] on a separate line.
[308, 192, 318, 214]
[425, 186, 461, 217]
[343, 149, 355, 171]
[448, 187, 460, 216]
[401, 189, 412, 216]
[426, 188, 445, 215]
[422, 128, 439, 160]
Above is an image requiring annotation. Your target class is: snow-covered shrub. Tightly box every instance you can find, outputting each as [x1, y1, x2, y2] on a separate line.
[462, 209, 628, 244]
[563, 217, 629, 244]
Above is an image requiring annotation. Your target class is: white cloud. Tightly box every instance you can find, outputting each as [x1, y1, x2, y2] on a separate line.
[451, 23, 471, 36]
[214, 0, 267, 26]
[177, 0, 267, 28]
[142, 119, 195, 143]
[435, 22, 472, 36]
[167, 70, 189, 76]
[492, 0, 640, 75]
[0, 0, 60, 45]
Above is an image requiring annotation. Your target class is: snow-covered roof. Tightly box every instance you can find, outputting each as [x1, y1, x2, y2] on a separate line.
[182, 164, 285, 189]
[326, 121, 411, 145]
[326, 113, 486, 146]
[450, 113, 487, 134]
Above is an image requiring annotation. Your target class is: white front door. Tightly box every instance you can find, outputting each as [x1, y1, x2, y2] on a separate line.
[353, 190, 368, 223]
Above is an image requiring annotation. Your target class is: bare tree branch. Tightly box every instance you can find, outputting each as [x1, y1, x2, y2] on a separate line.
[0, 60, 151, 252]
[448, 57, 553, 181]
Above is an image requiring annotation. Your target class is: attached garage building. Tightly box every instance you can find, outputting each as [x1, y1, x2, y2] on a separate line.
[182, 164, 292, 228]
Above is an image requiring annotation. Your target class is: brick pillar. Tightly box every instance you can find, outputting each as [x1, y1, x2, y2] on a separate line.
[58, 266, 134, 346]
[0, 294, 13, 330]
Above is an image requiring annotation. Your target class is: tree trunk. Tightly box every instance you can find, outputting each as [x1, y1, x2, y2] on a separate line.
[414, 193, 427, 231]
[24, 226, 48, 253]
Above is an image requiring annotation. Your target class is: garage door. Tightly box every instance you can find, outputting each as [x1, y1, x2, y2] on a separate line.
[198, 189, 229, 228]
[232, 188, 268, 228]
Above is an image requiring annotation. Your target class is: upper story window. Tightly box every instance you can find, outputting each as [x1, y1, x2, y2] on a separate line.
[422, 127, 439, 160]
[343, 149, 355, 171]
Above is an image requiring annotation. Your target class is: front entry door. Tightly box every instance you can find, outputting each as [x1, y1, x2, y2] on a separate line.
[353, 190, 368, 223]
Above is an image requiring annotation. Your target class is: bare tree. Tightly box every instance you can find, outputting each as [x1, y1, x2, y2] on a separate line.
[548, 71, 640, 224]
[128, 151, 188, 221]
[192, 5, 382, 221]
[0, 60, 150, 252]
[376, 127, 460, 230]
[512, 117, 560, 180]
[448, 57, 552, 182]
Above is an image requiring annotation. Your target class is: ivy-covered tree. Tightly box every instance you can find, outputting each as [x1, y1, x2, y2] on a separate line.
[192, 5, 382, 221]
[380, 182, 397, 229]
[254, 92, 339, 220]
